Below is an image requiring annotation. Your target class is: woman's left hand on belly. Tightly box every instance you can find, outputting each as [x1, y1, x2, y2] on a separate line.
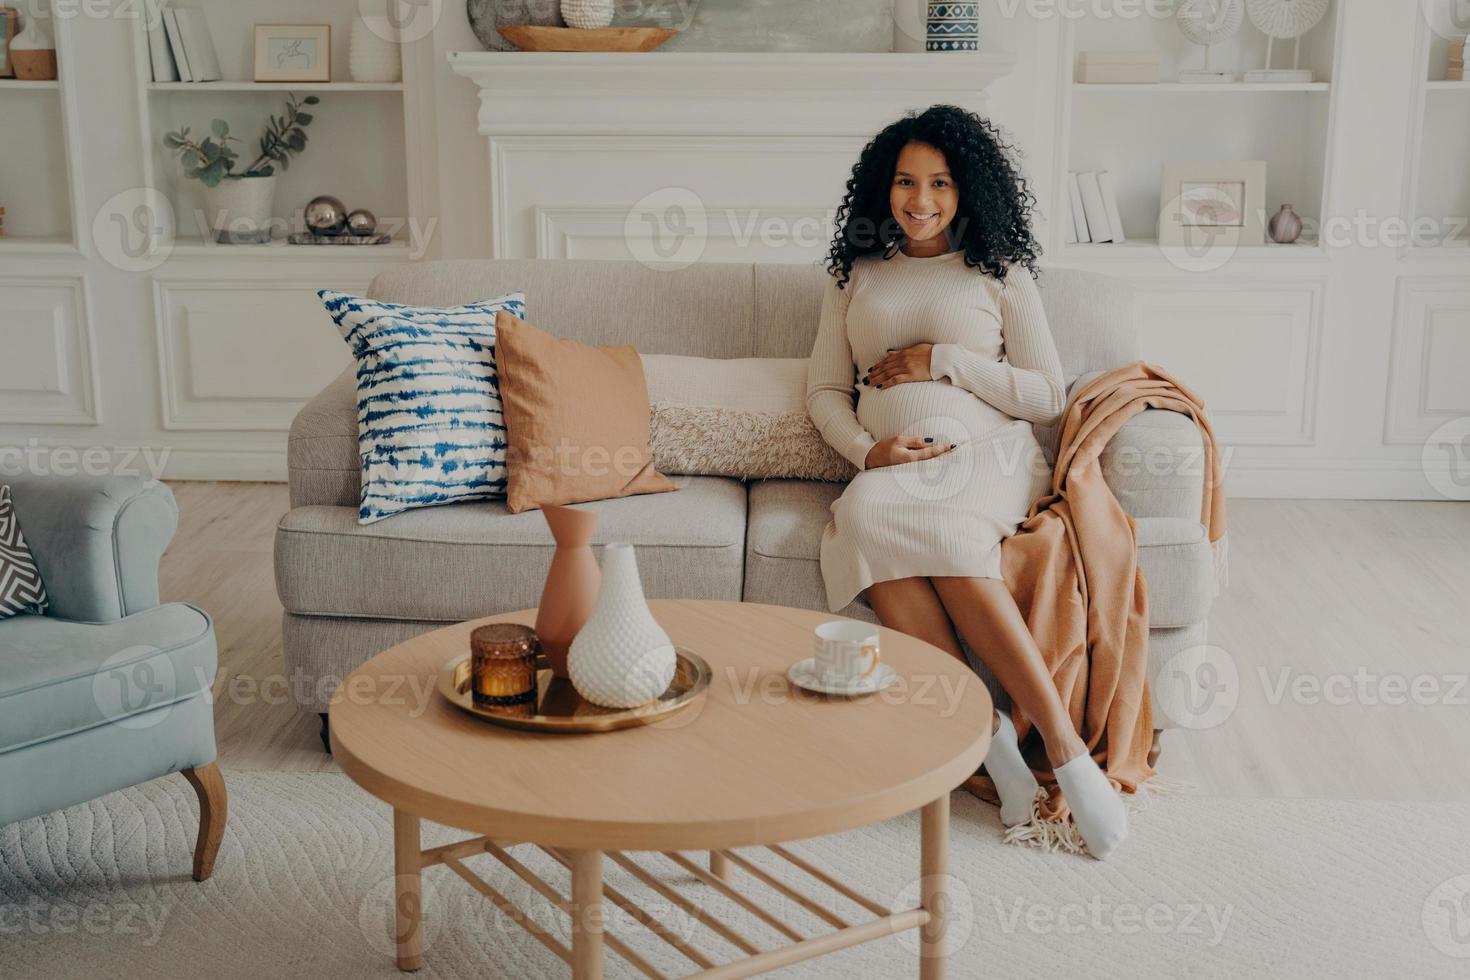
[862, 343, 934, 390]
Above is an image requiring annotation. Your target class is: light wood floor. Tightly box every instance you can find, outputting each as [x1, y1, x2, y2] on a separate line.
[165, 482, 1470, 800]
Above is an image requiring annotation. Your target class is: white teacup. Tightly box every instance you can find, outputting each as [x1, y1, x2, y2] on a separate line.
[812, 621, 881, 685]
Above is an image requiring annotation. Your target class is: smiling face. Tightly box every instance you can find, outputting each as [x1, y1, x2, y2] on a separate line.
[889, 141, 960, 256]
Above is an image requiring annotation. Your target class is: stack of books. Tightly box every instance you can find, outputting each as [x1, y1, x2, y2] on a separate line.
[144, 1, 222, 83]
[1062, 172, 1127, 246]
[1450, 37, 1466, 82]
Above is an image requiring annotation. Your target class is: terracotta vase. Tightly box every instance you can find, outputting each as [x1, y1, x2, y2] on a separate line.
[534, 504, 601, 679]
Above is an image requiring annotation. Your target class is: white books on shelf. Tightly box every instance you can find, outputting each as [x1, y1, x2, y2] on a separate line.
[1098, 171, 1126, 245]
[1078, 171, 1113, 244]
[176, 8, 222, 83]
[1067, 173, 1091, 244]
[164, 9, 193, 82]
[145, 0, 178, 83]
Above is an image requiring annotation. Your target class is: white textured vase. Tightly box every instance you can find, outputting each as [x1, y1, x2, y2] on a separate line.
[567, 543, 677, 709]
[561, 0, 614, 29]
[350, 16, 402, 83]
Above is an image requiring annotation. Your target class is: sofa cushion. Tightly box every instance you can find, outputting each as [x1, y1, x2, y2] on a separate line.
[275, 475, 746, 622]
[0, 603, 216, 754]
[319, 289, 528, 524]
[0, 485, 49, 619]
[742, 480, 1214, 629]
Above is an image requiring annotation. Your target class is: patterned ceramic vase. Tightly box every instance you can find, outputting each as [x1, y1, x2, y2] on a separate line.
[534, 504, 601, 679]
[567, 543, 677, 709]
[926, 2, 979, 51]
[561, 0, 614, 29]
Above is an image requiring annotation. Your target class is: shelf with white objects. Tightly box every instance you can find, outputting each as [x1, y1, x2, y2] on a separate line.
[1072, 81, 1330, 94]
[128, 0, 421, 260]
[0, 11, 84, 255]
[1051, 4, 1344, 269]
[1402, 5, 1470, 261]
[149, 81, 405, 93]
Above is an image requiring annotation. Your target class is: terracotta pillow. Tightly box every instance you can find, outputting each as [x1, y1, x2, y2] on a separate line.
[495, 311, 678, 514]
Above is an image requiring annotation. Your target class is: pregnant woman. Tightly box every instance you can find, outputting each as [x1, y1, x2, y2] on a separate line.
[806, 105, 1128, 860]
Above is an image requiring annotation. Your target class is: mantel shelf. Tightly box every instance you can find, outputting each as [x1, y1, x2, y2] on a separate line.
[449, 51, 1018, 136]
[1074, 81, 1330, 93]
[149, 81, 404, 93]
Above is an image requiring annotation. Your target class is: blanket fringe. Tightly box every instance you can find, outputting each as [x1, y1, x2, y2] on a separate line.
[1001, 777, 1195, 857]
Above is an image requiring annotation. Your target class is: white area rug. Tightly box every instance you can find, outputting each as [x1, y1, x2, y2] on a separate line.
[2, 771, 1467, 979]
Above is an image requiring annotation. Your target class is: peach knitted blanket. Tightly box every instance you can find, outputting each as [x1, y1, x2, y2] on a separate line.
[973, 362, 1228, 847]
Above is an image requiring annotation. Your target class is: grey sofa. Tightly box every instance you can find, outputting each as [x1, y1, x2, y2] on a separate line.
[0, 475, 226, 881]
[278, 259, 1219, 751]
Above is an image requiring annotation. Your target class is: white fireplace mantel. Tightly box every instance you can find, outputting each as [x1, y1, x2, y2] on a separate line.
[447, 51, 1018, 136]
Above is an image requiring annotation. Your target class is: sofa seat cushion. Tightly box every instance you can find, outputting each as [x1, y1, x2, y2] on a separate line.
[275, 475, 747, 622]
[743, 480, 1214, 629]
[0, 603, 216, 754]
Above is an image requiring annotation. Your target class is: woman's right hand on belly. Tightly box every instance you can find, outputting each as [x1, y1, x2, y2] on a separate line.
[864, 435, 957, 470]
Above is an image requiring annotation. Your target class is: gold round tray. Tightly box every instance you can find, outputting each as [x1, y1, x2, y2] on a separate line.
[437, 647, 711, 733]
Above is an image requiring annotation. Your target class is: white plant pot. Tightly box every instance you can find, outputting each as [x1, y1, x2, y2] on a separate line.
[561, 0, 614, 29]
[567, 543, 677, 709]
[202, 175, 277, 245]
[350, 16, 402, 83]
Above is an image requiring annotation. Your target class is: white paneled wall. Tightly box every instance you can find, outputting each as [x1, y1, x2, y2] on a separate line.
[0, 1, 1465, 499]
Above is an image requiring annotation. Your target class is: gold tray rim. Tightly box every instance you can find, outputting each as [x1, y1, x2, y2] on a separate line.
[437, 646, 712, 733]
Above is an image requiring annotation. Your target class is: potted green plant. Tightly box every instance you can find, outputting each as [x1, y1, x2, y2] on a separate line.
[163, 94, 320, 244]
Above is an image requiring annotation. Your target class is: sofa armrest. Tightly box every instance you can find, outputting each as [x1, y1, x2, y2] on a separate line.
[1068, 370, 1207, 521]
[4, 475, 178, 623]
[288, 367, 360, 509]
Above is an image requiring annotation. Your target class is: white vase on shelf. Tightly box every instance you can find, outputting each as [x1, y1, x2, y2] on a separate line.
[350, 15, 402, 84]
[567, 543, 677, 709]
[561, 0, 614, 30]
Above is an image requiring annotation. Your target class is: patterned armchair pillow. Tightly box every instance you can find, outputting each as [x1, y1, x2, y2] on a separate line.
[319, 289, 527, 523]
[0, 485, 49, 619]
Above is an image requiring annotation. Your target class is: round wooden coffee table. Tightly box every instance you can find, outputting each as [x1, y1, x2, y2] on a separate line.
[330, 599, 992, 979]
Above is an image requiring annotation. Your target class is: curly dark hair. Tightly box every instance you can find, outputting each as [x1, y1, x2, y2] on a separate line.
[824, 104, 1041, 289]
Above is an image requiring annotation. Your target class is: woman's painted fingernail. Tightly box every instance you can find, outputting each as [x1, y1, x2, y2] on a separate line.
[949, 443, 957, 449]
[924, 437, 934, 443]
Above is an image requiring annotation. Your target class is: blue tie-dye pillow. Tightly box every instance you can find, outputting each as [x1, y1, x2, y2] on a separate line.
[320, 289, 527, 523]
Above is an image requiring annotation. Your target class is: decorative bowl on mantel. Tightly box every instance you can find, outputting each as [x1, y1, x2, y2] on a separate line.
[496, 25, 679, 51]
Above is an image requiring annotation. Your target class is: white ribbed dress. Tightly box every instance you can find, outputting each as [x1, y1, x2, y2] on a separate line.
[805, 249, 1067, 613]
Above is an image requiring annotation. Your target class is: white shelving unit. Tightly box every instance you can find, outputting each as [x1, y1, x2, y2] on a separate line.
[0, 7, 84, 254]
[1403, 8, 1470, 257]
[1051, 6, 1344, 266]
[129, 0, 420, 256]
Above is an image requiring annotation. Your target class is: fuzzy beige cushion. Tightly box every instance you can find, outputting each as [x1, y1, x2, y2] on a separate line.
[641, 354, 857, 482]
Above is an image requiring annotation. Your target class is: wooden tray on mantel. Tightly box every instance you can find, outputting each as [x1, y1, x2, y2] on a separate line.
[497, 25, 678, 52]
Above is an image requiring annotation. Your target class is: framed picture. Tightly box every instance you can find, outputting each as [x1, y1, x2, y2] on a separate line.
[1158, 161, 1268, 247]
[254, 24, 331, 83]
[0, 8, 19, 79]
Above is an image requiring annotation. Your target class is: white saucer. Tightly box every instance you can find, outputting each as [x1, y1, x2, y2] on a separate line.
[786, 657, 898, 696]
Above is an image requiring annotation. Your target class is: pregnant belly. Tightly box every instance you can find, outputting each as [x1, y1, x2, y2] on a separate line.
[857, 380, 1018, 445]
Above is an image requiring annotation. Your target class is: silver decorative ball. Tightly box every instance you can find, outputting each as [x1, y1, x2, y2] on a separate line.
[346, 209, 378, 237]
[304, 195, 348, 237]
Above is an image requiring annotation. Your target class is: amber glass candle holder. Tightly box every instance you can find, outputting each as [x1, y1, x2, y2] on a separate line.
[470, 624, 539, 708]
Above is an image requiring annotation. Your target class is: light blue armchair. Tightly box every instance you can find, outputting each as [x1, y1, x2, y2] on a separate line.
[0, 475, 226, 881]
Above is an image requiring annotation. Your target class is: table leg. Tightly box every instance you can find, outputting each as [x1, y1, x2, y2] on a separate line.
[393, 809, 423, 972]
[570, 848, 605, 980]
[709, 850, 732, 883]
[919, 793, 950, 980]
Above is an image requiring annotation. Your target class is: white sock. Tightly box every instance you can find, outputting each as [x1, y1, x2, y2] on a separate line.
[983, 712, 1042, 828]
[1053, 752, 1129, 861]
